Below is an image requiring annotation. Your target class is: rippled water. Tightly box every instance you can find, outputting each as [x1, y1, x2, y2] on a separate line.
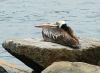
[0, 0, 100, 70]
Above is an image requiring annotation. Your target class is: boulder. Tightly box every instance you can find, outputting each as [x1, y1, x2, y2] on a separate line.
[42, 61, 100, 73]
[2, 38, 100, 73]
[0, 59, 32, 73]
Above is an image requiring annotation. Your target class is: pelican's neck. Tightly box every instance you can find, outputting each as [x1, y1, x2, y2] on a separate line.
[61, 24, 74, 37]
[61, 24, 67, 30]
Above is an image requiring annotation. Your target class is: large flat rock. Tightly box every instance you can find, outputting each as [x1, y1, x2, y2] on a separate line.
[2, 38, 100, 73]
[42, 61, 100, 73]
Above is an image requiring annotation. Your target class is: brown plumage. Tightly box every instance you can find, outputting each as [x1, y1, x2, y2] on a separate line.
[42, 26, 80, 48]
[35, 21, 80, 49]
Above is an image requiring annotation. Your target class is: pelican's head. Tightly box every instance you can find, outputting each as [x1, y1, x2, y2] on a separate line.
[35, 20, 67, 28]
[55, 20, 67, 28]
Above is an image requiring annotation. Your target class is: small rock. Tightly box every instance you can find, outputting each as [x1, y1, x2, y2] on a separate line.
[0, 59, 32, 73]
[42, 61, 100, 73]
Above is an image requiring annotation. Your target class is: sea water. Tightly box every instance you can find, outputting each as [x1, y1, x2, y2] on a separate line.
[0, 0, 100, 70]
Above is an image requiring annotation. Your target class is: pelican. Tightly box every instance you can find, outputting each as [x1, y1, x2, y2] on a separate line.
[35, 21, 80, 49]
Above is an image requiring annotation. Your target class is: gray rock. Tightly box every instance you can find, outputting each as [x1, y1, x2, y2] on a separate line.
[42, 61, 100, 73]
[0, 59, 32, 73]
[2, 38, 100, 73]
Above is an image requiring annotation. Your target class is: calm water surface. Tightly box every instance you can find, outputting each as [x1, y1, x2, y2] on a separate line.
[0, 0, 100, 70]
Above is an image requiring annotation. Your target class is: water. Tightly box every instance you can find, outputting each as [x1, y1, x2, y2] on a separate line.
[0, 0, 100, 70]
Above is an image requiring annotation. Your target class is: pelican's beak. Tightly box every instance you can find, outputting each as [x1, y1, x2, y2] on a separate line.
[35, 23, 57, 28]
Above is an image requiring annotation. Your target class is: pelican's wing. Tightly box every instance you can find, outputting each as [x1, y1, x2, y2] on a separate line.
[42, 28, 71, 45]
[42, 27, 80, 48]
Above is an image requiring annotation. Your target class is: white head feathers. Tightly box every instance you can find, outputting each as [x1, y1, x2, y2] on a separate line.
[55, 20, 66, 28]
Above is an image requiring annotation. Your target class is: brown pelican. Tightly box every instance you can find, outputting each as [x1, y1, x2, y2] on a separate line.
[35, 21, 80, 48]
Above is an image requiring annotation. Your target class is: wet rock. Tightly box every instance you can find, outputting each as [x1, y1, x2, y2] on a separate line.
[0, 59, 32, 73]
[2, 38, 100, 73]
[42, 61, 100, 73]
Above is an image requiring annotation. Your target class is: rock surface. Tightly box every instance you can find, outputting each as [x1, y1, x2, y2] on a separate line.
[2, 38, 100, 73]
[42, 61, 100, 73]
[0, 59, 32, 73]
